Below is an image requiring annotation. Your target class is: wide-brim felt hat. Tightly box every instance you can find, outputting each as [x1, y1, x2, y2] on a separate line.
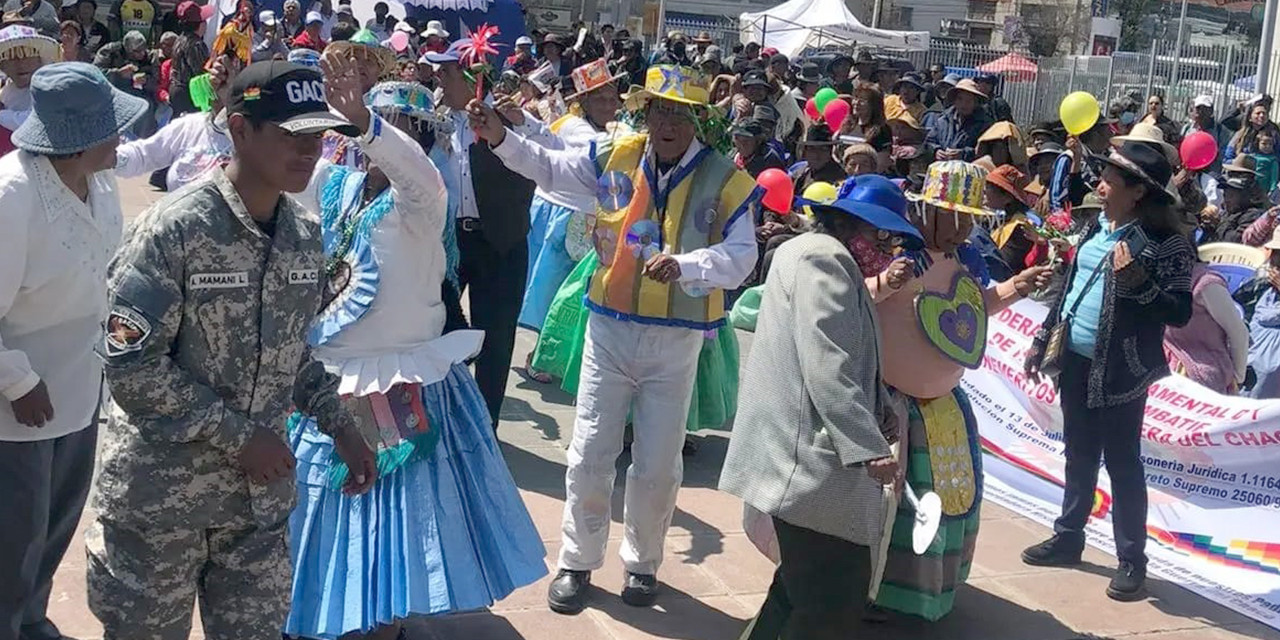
[812, 174, 922, 243]
[907, 159, 995, 216]
[13, 62, 148, 154]
[1223, 154, 1259, 176]
[947, 78, 988, 102]
[801, 122, 838, 145]
[985, 164, 1036, 207]
[795, 64, 821, 84]
[1100, 141, 1180, 205]
[894, 73, 925, 91]
[623, 65, 708, 110]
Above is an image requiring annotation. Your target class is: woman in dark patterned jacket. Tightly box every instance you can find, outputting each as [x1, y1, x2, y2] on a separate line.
[1020, 142, 1194, 603]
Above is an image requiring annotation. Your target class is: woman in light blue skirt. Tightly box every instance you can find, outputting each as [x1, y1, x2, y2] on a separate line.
[284, 74, 545, 640]
[519, 71, 629, 381]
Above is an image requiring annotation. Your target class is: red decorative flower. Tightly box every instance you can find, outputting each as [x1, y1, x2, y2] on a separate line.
[457, 23, 501, 68]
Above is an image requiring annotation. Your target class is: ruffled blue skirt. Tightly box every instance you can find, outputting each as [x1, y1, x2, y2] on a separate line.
[520, 195, 579, 331]
[284, 363, 547, 639]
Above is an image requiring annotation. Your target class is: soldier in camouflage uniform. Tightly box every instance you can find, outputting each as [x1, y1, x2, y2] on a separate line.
[86, 61, 378, 640]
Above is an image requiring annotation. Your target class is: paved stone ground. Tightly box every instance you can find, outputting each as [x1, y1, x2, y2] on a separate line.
[44, 177, 1280, 639]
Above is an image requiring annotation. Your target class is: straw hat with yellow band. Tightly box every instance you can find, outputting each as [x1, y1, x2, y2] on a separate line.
[907, 160, 994, 216]
[623, 64, 709, 111]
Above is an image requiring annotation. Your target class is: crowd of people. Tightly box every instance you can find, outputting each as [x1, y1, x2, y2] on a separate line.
[0, 10, 1278, 640]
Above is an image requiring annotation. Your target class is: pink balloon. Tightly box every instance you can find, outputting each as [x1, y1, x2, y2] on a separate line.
[757, 168, 795, 214]
[1180, 131, 1217, 171]
[804, 97, 820, 121]
[823, 98, 850, 133]
[388, 30, 410, 52]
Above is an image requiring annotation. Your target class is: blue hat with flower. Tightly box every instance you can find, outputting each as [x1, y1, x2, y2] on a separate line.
[811, 174, 922, 243]
[13, 62, 148, 155]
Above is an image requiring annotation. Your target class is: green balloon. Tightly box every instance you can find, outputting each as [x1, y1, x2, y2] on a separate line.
[814, 87, 838, 113]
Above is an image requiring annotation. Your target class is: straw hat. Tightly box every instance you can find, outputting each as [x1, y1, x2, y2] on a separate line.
[0, 25, 57, 64]
[328, 29, 397, 81]
[1110, 121, 1178, 166]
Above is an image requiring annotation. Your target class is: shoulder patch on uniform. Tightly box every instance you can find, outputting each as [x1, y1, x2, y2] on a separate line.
[104, 307, 152, 356]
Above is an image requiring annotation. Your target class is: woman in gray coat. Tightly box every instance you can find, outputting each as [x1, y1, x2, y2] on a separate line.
[720, 175, 923, 639]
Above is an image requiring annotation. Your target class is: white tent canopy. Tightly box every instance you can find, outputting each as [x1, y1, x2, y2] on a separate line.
[738, 0, 929, 56]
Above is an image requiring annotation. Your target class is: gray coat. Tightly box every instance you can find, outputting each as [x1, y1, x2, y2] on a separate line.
[719, 232, 899, 546]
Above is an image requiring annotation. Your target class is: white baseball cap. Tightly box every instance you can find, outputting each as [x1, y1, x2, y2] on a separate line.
[305, 10, 323, 24]
[515, 35, 533, 46]
[258, 9, 277, 26]
[1192, 94, 1213, 108]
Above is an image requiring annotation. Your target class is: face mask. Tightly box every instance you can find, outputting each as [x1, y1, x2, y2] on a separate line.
[850, 234, 893, 278]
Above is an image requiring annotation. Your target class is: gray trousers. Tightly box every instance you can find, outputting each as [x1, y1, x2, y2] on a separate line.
[0, 423, 98, 640]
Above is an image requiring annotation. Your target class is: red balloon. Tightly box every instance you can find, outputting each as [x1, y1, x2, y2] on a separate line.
[804, 97, 820, 121]
[823, 98, 851, 133]
[757, 168, 795, 214]
[1180, 131, 1217, 171]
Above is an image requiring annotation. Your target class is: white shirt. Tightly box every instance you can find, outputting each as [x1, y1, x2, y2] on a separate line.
[294, 114, 481, 396]
[115, 111, 231, 191]
[491, 133, 757, 292]
[0, 152, 123, 440]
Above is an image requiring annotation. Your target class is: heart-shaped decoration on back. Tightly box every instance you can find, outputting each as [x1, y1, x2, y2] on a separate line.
[913, 271, 987, 369]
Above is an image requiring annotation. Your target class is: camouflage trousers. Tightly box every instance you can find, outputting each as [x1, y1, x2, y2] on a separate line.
[85, 513, 291, 640]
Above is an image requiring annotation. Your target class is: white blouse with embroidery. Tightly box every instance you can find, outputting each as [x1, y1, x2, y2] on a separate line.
[294, 113, 482, 398]
[0, 152, 122, 440]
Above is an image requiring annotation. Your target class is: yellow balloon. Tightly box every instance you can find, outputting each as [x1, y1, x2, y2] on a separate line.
[802, 181, 838, 217]
[1059, 91, 1101, 136]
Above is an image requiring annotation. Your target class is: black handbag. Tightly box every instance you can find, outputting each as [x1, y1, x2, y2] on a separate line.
[1037, 230, 1127, 379]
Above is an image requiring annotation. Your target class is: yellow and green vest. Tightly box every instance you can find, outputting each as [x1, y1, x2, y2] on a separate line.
[586, 133, 759, 330]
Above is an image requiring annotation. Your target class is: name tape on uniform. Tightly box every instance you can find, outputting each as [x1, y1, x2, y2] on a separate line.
[189, 272, 249, 290]
[289, 269, 319, 285]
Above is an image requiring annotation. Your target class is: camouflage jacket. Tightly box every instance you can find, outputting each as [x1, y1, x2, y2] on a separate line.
[95, 167, 351, 528]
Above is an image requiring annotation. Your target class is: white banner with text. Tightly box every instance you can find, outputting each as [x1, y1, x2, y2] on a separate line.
[963, 299, 1280, 629]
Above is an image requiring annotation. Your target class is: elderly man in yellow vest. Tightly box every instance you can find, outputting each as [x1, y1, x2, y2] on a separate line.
[469, 65, 760, 615]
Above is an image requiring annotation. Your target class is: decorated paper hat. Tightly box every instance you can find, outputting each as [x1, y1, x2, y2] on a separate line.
[566, 59, 626, 100]
[907, 160, 994, 216]
[0, 25, 57, 64]
[365, 81, 436, 122]
[623, 64, 709, 111]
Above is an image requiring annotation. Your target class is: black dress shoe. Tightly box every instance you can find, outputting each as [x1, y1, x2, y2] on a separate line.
[861, 602, 889, 623]
[621, 572, 659, 607]
[1021, 533, 1084, 567]
[548, 569, 591, 615]
[1106, 561, 1147, 602]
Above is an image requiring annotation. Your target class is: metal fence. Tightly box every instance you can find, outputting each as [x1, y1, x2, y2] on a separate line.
[656, 14, 1279, 127]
